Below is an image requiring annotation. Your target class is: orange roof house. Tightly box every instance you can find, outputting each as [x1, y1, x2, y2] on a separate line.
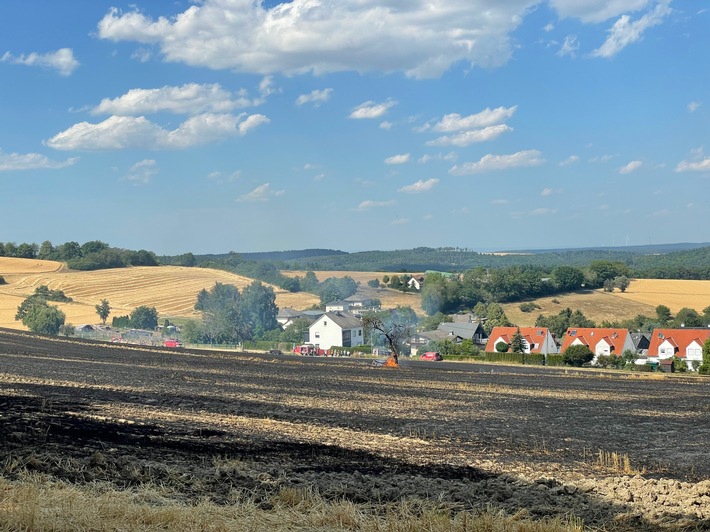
[559, 328, 635, 360]
[485, 327, 558, 355]
[647, 328, 710, 369]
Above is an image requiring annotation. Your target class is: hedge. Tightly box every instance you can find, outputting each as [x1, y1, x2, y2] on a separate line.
[545, 354, 565, 366]
[482, 352, 545, 365]
[631, 363, 657, 372]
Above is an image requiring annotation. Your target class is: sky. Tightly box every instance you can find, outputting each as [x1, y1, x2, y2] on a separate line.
[0, 0, 708, 255]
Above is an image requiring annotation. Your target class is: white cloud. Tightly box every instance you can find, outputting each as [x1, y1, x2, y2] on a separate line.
[207, 170, 241, 183]
[675, 157, 710, 172]
[541, 187, 553, 196]
[349, 99, 397, 119]
[557, 35, 580, 57]
[426, 124, 512, 147]
[419, 152, 458, 164]
[93, 83, 256, 116]
[432, 106, 517, 132]
[450, 150, 545, 175]
[398, 178, 439, 194]
[131, 48, 152, 62]
[384, 153, 410, 165]
[549, 0, 651, 24]
[355, 199, 396, 211]
[619, 160, 643, 174]
[296, 88, 333, 107]
[559, 155, 580, 166]
[511, 207, 558, 218]
[1, 48, 79, 76]
[237, 183, 285, 202]
[592, 1, 672, 58]
[688, 101, 701, 112]
[391, 218, 410, 225]
[379, 121, 394, 130]
[589, 154, 614, 163]
[97, 2, 540, 79]
[0, 149, 78, 171]
[124, 159, 157, 184]
[543, 22, 555, 32]
[46, 113, 269, 151]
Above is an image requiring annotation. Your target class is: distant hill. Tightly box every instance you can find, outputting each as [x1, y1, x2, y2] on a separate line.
[498, 242, 710, 255]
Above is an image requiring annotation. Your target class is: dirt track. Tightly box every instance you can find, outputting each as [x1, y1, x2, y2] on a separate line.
[1, 329, 709, 530]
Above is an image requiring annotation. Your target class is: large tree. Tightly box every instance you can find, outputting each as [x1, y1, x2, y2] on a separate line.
[363, 308, 416, 364]
[95, 299, 111, 325]
[240, 281, 279, 337]
[18, 299, 65, 335]
[129, 306, 159, 330]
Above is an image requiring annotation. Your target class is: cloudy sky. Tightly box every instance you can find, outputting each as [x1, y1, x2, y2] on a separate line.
[1, 1, 708, 255]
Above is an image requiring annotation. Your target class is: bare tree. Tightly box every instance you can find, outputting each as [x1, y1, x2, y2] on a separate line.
[363, 309, 416, 366]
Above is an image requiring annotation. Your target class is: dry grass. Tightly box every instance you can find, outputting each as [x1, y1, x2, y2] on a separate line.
[595, 451, 646, 476]
[0, 260, 319, 329]
[503, 290, 657, 327]
[0, 474, 584, 532]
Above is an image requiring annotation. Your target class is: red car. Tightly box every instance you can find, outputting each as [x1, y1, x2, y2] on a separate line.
[419, 351, 443, 361]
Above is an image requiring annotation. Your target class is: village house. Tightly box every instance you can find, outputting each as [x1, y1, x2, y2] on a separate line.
[407, 276, 424, 290]
[409, 317, 488, 355]
[485, 326, 559, 355]
[308, 311, 364, 351]
[647, 328, 710, 371]
[559, 327, 635, 362]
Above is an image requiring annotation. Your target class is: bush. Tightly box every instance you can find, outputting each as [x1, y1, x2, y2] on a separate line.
[632, 363, 657, 372]
[495, 341, 509, 353]
[482, 352, 544, 365]
[563, 344, 594, 367]
[698, 364, 710, 375]
[112, 315, 131, 328]
[519, 302, 541, 313]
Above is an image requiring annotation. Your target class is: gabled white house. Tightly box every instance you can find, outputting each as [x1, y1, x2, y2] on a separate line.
[407, 276, 424, 290]
[485, 327, 558, 355]
[647, 328, 710, 370]
[308, 311, 364, 350]
[559, 328, 635, 363]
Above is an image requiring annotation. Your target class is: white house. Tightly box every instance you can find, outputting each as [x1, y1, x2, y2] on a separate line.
[407, 276, 424, 290]
[559, 328, 635, 363]
[647, 328, 710, 370]
[485, 326, 559, 355]
[308, 311, 364, 351]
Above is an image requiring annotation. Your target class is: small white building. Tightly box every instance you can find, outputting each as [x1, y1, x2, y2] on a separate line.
[308, 311, 364, 351]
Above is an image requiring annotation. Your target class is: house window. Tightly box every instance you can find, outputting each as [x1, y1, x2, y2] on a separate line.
[323, 320, 327, 326]
[358, 329, 362, 336]
[315, 332, 320, 339]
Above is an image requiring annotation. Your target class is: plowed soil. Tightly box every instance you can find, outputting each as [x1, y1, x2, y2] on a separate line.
[1, 329, 709, 530]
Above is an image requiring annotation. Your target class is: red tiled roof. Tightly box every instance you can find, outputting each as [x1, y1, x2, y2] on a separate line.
[560, 328, 630, 355]
[485, 327, 551, 353]
[647, 328, 710, 358]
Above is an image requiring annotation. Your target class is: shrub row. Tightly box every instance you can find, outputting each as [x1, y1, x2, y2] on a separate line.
[481, 352, 545, 365]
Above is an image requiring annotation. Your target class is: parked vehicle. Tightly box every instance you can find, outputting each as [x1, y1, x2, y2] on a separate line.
[293, 344, 325, 356]
[268, 349, 284, 356]
[419, 351, 443, 361]
[163, 339, 183, 348]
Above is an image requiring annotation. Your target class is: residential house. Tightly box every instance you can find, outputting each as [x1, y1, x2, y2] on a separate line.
[485, 327, 558, 355]
[325, 300, 352, 313]
[407, 276, 424, 290]
[277, 307, 323, 329]
[410, 318, 488, 353]
[343, 296, 381, 315]
[559, 327, 635, 362]
[308, 311, 364, 350]
[647, 328, 710, 370]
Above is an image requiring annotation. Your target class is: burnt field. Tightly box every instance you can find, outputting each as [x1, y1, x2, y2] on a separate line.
[1, 329, 709, 530]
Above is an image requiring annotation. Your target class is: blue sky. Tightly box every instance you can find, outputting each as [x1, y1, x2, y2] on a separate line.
[1, 1, 708, 255]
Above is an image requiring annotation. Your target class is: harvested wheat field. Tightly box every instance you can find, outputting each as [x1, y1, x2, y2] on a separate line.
[0, 329, 708, 530]
[612, 278, 710, 314]
[0, 259, 319, 329]
[0, 257, 63, 274]
[283, 270, 424, 313]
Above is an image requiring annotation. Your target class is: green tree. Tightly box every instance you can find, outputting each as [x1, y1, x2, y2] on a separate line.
[702, 305, 710, 325]
[81, 240, 110, 256]
[699, 338, 710, 375]
[614, 275, 630, 292]
[367, 278, 380, 288]
[419, 312, 452, 332]
[603, 279, 615, 292]
[60, 323, 75, 337]
[16, 243, 38, 259]
[38, 240, 55, 260]
[19, 299, 65, 335]
[672, 308, 704, 328]
[551, 266, 585, 292]
[495, 341, 509, 353]
[95, 299, 111, 325]
[563, 344, 594, 367]
[510, 328, 525, 354]
[130, 306, 159, 330]
[280, 317, 312, 344]
[240, 281, 278, 337]
[656, 305, 672, 325]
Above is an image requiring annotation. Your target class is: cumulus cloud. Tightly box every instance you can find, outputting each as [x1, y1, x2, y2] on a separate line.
[1, 48, 79, 76]
[450, 150, 545, 175]
[349, 99, 397, 119]
[592, 1, 672, 58]
[559, 155, 580, 166]
[619, 160, 643, 174]
[0, 149, 78, 171]
[124, 159, 157, 184]
[398, 178, 439, 194]
[296, 88, 333, 107]
[432, 106, 517, 132]
[92, 83, 256, 115]
[384, 153, 410, 165]
[355, 199, 396, 211]
[97, 2, 540, 79]
[237, 183, 285, 202]
[379, 121, 394, 130]
[675, 157, 710, 172]
[46, 113, 269, 151]
[426, 124, 512, 147]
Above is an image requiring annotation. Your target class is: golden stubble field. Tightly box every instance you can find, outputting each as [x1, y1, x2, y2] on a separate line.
[0, 258, 319, 329]
[505, 279, 710, 327]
